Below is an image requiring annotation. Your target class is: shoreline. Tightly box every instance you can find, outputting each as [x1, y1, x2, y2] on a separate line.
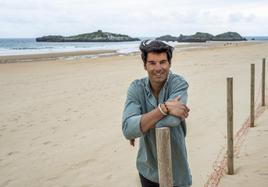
[0, 41, 266, 64]
[0, 50, 117, 63]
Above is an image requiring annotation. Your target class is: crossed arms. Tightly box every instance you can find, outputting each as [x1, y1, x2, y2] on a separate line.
[122, 77, 189, 141]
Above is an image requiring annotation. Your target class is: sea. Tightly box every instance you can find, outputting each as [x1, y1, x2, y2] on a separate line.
[0, 36, 267, 57]
[0, 38, 144, 56]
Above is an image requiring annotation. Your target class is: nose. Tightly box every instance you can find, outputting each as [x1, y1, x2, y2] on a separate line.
[155, 62, 162, 72]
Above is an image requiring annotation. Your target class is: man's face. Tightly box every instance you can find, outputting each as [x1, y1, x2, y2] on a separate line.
[144, 52, 171, 86]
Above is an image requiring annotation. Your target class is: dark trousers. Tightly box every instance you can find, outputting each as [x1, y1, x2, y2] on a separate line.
[139, 173, 179, 187]
[139, 173, 159, 187]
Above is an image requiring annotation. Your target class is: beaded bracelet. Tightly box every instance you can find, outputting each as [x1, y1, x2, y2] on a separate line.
[163, 102, 169, 114]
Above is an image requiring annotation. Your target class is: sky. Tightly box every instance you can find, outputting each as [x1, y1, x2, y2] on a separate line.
[0, 0, 268, 38]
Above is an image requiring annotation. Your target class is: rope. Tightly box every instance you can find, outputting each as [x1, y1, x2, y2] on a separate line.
[204, 78, 267, 187]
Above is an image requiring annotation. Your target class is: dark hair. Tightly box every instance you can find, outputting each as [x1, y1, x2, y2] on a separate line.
[139, 40, 174, 64]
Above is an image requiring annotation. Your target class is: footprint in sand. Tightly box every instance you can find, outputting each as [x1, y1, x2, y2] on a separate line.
[43, 141, 51, 145]
[79, 135, 87, 140]
[32, 136, 41, 141]
[10, 129, 18, 132]
[70, 158, 96, 169]
[27, 124, 33, 127]
[7, 151, 19, 156]
[0, 179, 14, 187]
[47, 176, 59, 181]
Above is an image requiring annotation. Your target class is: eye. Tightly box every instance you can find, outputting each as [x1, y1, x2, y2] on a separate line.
[160, 60, 167, 64]
[148, 61, 156, 65]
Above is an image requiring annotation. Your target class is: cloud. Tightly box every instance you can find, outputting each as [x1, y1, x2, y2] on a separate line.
[0, 0, 267, 37]
[228, 13, 256, 23]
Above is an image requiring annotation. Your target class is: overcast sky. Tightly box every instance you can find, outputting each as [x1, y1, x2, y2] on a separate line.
[1, 0, 268, 38]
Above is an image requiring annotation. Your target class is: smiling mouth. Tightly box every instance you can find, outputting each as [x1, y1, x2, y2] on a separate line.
[155, 73, 163, 77]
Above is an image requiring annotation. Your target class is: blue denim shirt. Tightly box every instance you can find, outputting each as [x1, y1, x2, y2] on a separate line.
[122, 72, 192, 186]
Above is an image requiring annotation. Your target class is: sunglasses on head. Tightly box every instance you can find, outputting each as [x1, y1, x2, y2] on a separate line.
[141, 39, 172, 47]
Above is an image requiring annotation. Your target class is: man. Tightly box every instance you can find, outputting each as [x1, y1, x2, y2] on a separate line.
[122, 40, 192, 187]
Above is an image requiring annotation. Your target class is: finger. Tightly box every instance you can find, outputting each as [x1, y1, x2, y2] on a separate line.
[174, 96, 181, 101]
[180, 105, 187, 112]
[130, 139, 135, 147]
[184, 105, 190, 112]
[185, 111, 189, 118]
[182, 108, 189, 118]
[164, 101, 171, 106]
[182, 110, 187, 118]
[182, 106, 190, 113]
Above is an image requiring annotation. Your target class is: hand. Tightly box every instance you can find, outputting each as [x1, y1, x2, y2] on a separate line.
[165, 96, 190, 119]
[130, 139, 135, 147]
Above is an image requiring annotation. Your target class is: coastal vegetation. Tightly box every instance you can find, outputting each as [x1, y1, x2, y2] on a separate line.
[36, 30, 140, 42]
[36, 31, 246, 43]
[156, 32, 246, 42]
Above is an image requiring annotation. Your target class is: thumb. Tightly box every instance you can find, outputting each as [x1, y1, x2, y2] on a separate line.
[174, 95, 181, 101]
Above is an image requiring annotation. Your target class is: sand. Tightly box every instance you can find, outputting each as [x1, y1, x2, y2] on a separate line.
[219, 109, 268, 187]
[0, 41, 267, 187]
[0, 50, 116, 63]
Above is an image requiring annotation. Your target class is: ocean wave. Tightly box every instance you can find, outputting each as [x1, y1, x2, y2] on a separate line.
[11, 47, 54, 50]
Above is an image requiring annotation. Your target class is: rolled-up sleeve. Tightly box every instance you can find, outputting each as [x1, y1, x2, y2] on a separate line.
[122, 82, 144, 140]
[156, 76, 189, 128]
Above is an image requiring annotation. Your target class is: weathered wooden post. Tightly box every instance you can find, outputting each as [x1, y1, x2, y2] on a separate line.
[250, 64, 255, 127]
[262, 58, 266, 106]
[227, 77, 234, 174]
[156, 127, 173, 187]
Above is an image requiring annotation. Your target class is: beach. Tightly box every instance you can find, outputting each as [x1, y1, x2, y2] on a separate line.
[0, 41, 268, 187]
[219, 109, 268, 187]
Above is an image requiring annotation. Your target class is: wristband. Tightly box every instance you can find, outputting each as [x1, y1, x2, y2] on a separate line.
[158, 103, 168, 116]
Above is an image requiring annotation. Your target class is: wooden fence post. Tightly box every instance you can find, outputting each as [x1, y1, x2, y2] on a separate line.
[250, 64, 255, 127]
[227, 77, 234, 174]
[156, 127, 173, 187]
[262, 58, 266, 106]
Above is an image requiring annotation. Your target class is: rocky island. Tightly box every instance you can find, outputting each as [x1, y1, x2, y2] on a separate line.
[36, 30, 140, 42]
[156, 32, 246, 42]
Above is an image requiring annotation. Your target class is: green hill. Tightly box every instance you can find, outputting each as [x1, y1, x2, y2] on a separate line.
[36, 30, 140, 42]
